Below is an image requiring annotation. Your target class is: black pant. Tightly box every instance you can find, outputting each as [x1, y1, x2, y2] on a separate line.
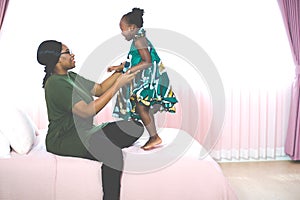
[87, 120, 144, 200]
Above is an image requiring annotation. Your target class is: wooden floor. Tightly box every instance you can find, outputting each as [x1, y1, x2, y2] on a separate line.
[219, 160, 300, 200]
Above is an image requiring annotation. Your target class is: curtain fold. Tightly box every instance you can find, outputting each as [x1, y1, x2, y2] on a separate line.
[0, 0, 9, 32]
[278, 0, 300, 160]
[211, 87, 291, 160]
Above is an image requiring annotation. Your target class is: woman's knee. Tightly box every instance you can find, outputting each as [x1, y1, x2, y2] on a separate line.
[115, 120, 143, 137]
[130, 120, 144, 137]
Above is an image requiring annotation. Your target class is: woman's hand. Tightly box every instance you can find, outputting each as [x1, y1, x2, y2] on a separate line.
[107, 62, 125, 72]
[73, 70, 140, 118]
[115, 70, 140, 88]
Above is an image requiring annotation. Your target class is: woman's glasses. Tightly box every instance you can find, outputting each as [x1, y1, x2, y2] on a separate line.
[60, 49, 72, 55]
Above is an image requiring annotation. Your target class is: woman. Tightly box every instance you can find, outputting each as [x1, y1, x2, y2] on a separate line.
[37, 40, 144, 200]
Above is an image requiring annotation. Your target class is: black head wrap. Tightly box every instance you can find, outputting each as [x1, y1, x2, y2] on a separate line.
[37, 40, 62, 88]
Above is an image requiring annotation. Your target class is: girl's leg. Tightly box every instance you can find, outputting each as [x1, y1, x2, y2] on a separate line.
[136, 102, 162, 150]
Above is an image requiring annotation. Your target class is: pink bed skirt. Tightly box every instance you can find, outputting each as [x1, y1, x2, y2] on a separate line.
[0, 128, 237, 200]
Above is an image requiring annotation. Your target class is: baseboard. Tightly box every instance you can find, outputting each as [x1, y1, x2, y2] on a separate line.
[217, 155, 291, 163]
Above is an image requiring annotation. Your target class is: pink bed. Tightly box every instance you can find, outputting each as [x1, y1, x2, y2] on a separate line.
[0, 127, 237, 200]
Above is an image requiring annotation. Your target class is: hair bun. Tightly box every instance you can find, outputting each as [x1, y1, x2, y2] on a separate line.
[132, 7, 144, 16]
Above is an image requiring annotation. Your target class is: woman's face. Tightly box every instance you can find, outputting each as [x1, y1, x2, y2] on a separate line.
[58, 44, 76, 70]
[119, 18, 135, 41]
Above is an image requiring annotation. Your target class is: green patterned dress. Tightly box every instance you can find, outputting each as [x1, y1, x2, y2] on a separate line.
[113, 28, 178, 120]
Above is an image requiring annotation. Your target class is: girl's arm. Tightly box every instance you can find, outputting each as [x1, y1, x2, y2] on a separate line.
[72, 70, 139, 118]
[128, 37, 152, 73]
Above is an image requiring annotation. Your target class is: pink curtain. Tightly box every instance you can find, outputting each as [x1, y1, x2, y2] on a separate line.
[0, 0, 9, 31]
[278, 0, 300, 160]
[211, 87, 290, 160]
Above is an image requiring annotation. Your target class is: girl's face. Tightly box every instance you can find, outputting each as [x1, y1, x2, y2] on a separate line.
[119, 18, 136, 41]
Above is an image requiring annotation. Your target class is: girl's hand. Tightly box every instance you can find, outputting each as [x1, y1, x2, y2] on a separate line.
[107, 62, 125, 72]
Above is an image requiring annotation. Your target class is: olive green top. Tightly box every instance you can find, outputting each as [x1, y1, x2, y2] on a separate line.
[44, 71, 107, 158]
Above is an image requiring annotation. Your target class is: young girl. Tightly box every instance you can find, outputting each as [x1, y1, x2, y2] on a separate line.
[108, 8, 178, 150]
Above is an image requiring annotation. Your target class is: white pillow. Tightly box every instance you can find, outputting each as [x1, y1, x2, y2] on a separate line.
[0, 107, 37, 155]
[0, 130, 11, 158]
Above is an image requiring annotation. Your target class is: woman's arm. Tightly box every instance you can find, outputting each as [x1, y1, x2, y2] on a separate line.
[128, 37, 152, 73]
[72, 70, 139, 118]
[91, 70, 122, 97]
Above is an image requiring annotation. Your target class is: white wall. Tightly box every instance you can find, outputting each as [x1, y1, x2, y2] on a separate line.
[0, 0, 294, 103]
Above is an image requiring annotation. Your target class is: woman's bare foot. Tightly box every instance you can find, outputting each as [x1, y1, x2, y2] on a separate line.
[142, 135, 162, 150]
